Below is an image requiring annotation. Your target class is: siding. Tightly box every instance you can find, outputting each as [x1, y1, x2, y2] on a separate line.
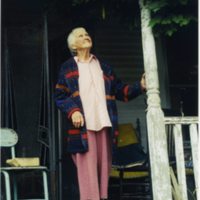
[94, 22, 148, 151]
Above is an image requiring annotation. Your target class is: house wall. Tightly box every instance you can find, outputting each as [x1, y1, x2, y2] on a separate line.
[94, 20, 171, 151]
[2, 26, 43, 157]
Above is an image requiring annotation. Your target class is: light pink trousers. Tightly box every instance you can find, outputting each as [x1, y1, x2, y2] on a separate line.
[72, 128, 112, 200]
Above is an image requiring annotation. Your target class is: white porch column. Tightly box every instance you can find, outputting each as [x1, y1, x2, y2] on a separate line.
[139, 1, 172, 200]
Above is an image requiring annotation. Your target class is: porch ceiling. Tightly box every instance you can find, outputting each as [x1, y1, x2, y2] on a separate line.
[2, 0, 44, 26]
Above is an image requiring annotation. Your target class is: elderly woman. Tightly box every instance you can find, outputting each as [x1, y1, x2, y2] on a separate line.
[55, 27, 146, 200]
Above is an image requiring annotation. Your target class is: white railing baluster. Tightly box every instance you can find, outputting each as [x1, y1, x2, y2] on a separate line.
[189, 124, 200, 200]
[174, 124, 188, 200]
[165, 117, 198, 200]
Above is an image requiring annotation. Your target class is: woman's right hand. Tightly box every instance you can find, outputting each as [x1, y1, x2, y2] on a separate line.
[71, 111, 84, 128]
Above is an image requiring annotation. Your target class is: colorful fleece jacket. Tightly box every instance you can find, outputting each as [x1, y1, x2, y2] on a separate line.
[54, 57, 143, 162]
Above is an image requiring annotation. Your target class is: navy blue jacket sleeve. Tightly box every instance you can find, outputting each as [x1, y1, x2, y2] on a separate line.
[54, 67, 81, 118]
[112, 68, 144, 102]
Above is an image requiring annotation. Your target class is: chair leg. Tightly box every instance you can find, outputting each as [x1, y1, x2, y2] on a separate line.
[2, 171, 11, 200]
[13, 174, 18, 200]
[42, 171, 49, 200]
[119, 170, 124, 200]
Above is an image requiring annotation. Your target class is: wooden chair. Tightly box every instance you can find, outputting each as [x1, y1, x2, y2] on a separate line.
[109, 123, 152, 200]
[0, 128, 49, 200]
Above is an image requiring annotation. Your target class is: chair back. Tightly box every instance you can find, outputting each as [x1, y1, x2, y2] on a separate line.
[0, 128, 18, 158]
[113, 123, 146, 168]
[118, 123, 139, 147]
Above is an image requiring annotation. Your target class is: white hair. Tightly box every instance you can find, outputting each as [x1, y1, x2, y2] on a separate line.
[67, 27, 86, 55]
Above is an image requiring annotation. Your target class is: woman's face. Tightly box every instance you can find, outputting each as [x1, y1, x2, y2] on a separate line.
[73, 28, 92, 51]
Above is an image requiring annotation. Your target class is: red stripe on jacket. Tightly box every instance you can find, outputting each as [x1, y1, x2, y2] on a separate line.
[123, 85, 129, 102]
[68, 129, 81, 135]
[103, 75, 114, 81]
[65, 71, 79, 78]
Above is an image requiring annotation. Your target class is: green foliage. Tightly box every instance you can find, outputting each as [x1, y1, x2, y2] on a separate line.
[147, 0, 169, 13]
[147, 0, 197, 36]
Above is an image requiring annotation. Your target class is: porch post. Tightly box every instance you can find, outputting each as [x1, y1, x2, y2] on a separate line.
[139, 1, 172, 199]
[43, 14, 57, 199]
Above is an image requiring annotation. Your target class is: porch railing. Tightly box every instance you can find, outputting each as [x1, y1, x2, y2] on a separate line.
[164, 116, 199, 200]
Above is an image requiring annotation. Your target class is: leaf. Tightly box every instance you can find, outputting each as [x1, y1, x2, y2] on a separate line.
[149, 17, 162, 27]
[161, 18, 172, 25]
[147, 0, 168, 13]
[172, 15, 192, 26]
[166, 28, 177, 36]
[172, 15, 183, 24]
[179, 18, 190, 26]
